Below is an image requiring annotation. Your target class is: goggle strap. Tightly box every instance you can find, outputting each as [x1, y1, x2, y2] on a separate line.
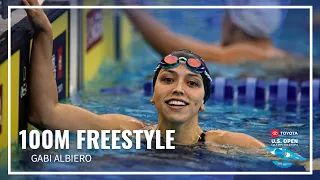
[178, 57, 188, 62]
[204, 71, 213, 82]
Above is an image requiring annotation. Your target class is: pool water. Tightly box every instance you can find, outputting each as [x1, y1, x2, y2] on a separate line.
[7, 89, 316, 172]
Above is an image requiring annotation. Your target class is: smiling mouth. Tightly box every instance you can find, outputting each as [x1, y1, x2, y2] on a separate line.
[165, 99, 189, 106]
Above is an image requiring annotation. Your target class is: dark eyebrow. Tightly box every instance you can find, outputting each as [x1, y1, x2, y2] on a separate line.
[186, 74, 203, 83]
[160, 69, 178, 76]
[161, 69, 202, 80]
[186, 74, 202, 79]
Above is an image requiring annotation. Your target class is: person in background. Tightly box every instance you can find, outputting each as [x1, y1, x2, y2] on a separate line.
[119, 0, 286, 64]
[120, 0, 320, 83]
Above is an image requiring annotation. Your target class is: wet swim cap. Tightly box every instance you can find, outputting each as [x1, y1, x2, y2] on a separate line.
[152, 50, 212, 104]
[225, 0, 282, 38]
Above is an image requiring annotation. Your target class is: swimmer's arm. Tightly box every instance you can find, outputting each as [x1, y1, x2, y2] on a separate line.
[30, 103, 145, 133]
[25, 0, 145, 133]
[206, 130, 266, 148]
[122, 7, 270, 64]
[122, 8, 228, 63]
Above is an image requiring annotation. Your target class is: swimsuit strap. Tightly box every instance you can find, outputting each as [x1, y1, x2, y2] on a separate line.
[198, 130, 206, 142]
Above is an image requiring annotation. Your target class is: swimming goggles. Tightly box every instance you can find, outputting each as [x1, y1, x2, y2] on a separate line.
[155, 55, 212, 82]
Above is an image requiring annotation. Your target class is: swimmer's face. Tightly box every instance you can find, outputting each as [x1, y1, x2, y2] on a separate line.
[152, 63, 205, 123]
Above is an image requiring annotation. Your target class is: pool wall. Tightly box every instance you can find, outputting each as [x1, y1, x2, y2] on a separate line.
[0, 0, 134, 151]
[0, 7, 71, 150]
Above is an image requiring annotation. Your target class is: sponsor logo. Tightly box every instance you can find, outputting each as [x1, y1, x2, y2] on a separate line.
[20, 83, 27, 99]
[271, 138, 299, 147]
[271, 129, 298, 138]
[270, 129, 299, 148]
[57, 46, 63, 79]
[263, 147, 306, 168]
[57, 84, 63, 94]
[52, 31, 67, 100]
[86, 9, 103, 51]
[20, 65, 27, 99]
[280, 131, 298, 136]
[52, 54, 57, 80]
[271, 129, 279, 138]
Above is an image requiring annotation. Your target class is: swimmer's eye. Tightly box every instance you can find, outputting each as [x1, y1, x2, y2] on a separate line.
[162, 78, 174, 84]
[187, 81, 200, 87]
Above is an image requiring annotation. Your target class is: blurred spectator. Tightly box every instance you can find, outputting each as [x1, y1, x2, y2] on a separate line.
[120, 0, 287, 64]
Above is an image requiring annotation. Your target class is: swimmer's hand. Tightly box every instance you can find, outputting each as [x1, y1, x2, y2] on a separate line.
[300, 158, 320, 171]
[22, 0, 52, 33]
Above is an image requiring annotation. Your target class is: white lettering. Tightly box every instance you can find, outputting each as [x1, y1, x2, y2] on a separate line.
[77, 130, 86, 149]
[75, 130, 175, 150]
[280, 131, 298, 136]
[156, 130, 165, 149]
[122, 130, 132, 149]
[56, 130, 69, 149]
[42, 130, 53, 149]
[19, 130, 27, 149]
[31, 155, 52, 163]
[133, 130, 143, 149]
[20, 83, 27, 99]
[87, 130, 99, 149]
[31, 154, 38, 162]
[29, 130, 40, 149]
[101, 130, 110, 149]
[52, 54, 56, 79]
[144, 130, 155, 149]
[57, 84, 63, 93]
[166, 130, 175, 149]
[111, 130, 121, 149]
[19, 130, 70, 150]
[283, 139, 299, 144]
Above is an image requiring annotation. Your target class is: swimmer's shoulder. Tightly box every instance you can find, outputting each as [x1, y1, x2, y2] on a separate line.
[140, 124, 158, 131]
[100, 114, 145, 131]
[205, 129, 265, 148]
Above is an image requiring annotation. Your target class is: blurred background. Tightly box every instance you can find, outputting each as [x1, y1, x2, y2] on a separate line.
[0, 0, 320, 178]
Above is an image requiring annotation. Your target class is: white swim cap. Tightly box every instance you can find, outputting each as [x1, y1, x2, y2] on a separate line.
[225, 0, 282, 38]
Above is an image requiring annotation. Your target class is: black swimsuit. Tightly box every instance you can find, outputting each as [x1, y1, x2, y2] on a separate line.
[198, 131, 206, 142]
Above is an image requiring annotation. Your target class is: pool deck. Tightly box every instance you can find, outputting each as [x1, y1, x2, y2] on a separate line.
[0, 0, 47, 35]
[1, 9, 27, 34]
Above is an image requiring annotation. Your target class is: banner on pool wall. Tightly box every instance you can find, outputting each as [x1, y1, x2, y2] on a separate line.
[18, 44, 30, 143]
[82, 7, 105, 84]
[50, 10, 70, 101]
[86, 9, 103, 52]
[0, 51, 21, 149]
[0, 85, 2, 134]
[52, 31, 67, 100]
[0, 9, 70, 150]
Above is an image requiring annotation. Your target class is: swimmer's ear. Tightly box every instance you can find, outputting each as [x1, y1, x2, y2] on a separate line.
[150, 99, 155, 105]
[199, 104, 205, 112]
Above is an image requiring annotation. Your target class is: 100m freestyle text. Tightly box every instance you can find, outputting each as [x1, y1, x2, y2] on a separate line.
[19, 130, 176, 150]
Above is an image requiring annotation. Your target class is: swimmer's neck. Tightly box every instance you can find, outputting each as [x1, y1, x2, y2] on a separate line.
[156, 118, 203, 145]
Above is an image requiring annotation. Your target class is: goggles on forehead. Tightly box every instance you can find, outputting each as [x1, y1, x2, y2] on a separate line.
[154, 55, 212, 82]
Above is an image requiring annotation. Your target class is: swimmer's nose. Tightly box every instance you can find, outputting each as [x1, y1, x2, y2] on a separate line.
[172, 81, 185, 95]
